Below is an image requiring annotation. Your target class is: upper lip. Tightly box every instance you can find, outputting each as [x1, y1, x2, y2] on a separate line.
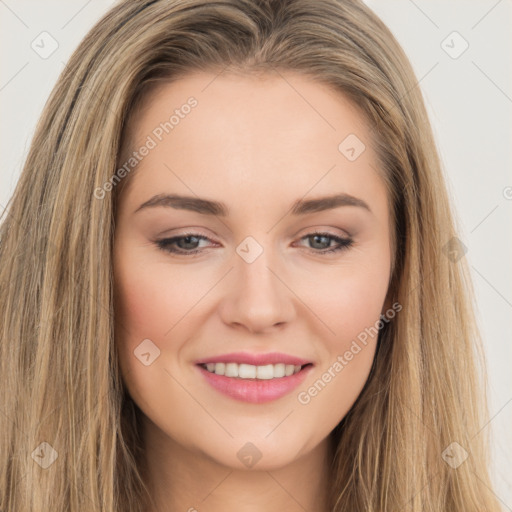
[196, 352, 313, 366]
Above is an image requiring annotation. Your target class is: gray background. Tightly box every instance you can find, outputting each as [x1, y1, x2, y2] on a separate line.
[1, 0, 511, 508]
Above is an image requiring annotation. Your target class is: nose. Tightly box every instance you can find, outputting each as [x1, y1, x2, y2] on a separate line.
[218, 245, 295, 334]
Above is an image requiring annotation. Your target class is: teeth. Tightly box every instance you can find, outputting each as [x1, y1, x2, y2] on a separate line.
[239, 364, 256, 379]
[214, 362, 225, 375]
[273, 363, 285, 378]
[225, 363, 239, 377]
[202, 362, 304, 379]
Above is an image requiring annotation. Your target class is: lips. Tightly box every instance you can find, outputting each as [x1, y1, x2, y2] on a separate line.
[195, 352, 314, 403]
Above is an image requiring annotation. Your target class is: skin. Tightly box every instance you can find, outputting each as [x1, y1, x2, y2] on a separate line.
[113, 70, 392, 512]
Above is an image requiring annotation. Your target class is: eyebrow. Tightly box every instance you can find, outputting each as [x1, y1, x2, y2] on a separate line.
[134, 192, 371, 216]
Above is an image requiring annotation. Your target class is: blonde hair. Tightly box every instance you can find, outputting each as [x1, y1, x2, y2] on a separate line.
[0, 0, 500, 510]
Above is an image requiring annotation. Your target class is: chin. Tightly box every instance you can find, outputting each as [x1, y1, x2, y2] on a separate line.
[195, 433, 318, 472]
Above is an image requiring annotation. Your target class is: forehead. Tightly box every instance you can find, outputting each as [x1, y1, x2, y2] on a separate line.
[130, 69, 370, 150]
[120, 70, 386, 213]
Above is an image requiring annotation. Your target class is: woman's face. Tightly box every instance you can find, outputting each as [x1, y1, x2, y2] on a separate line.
[113, 70, 392, 470]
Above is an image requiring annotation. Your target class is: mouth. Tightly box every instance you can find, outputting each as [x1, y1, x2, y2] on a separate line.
[195, 353, 314, 403]
[198, 362, 313, 380]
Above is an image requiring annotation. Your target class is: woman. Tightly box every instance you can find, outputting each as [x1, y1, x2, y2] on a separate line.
[0, 0, 500, 510]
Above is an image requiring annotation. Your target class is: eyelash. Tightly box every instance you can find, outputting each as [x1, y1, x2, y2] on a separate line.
[154, 231, 354, 256]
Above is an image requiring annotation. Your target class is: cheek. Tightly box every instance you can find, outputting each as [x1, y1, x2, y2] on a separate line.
[294, 270, 387, 430]
[114, 250, 207, 340]
[292, 246, 390, 414]
[113, 252, 197, 423]
[113, 245, 181, 385]
[330, 271, 388, 340]
[113, 246, 222, 409]
[300, 256, 390, 347]
[308, 272, 384, 388]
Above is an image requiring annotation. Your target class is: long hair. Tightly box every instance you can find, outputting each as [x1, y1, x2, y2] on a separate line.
[0, 0, 500, 510]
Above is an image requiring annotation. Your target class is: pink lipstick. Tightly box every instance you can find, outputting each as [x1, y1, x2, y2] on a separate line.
[195, 352, 314, 403]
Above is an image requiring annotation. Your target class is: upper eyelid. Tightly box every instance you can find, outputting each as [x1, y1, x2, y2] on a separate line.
[158, 225, 352, 240]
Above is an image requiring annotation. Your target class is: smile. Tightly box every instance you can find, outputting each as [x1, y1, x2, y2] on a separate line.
[195, 353, 314, 403]
[200, 362, 306, 379]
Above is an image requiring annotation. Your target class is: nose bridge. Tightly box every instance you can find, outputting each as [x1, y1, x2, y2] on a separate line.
[221, 234, 293, 332]
[235, 234, 280, 298]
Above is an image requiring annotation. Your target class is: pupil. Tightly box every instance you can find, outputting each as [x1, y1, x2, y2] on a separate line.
[180, 236, 199, 249]
[312, 235, 328, 249]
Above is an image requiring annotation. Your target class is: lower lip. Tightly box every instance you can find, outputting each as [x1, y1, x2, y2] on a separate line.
[197, 364, 313, 404]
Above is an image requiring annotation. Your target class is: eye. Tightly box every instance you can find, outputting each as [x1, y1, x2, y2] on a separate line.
[155, 233, 212, 255]
[295, 232, 353, 254]
[154, 231, 353, 256]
